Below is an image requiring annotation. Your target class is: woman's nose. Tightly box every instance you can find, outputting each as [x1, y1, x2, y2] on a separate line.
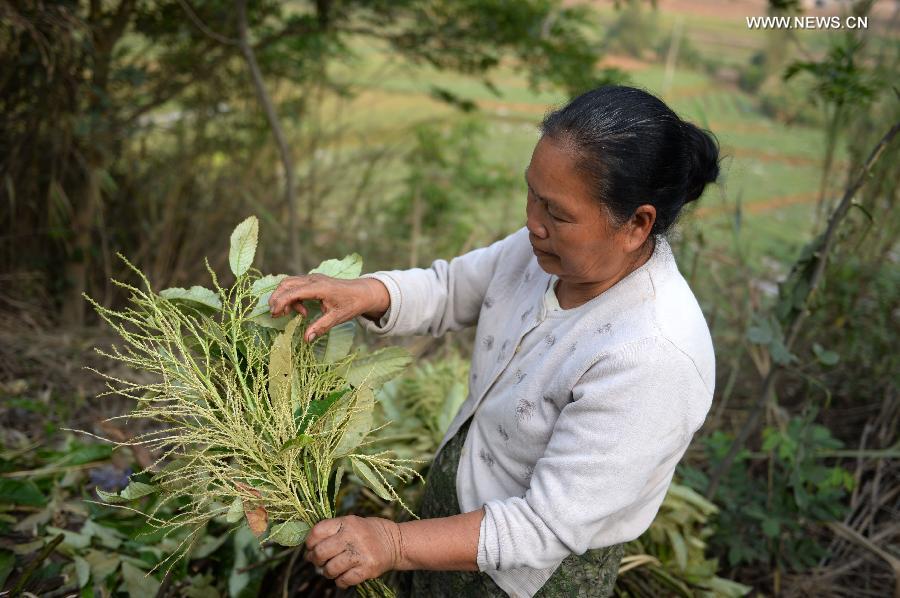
[526, 201, 549, 239]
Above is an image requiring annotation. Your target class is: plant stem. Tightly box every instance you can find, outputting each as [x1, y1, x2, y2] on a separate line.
[10, 533, 65, 597]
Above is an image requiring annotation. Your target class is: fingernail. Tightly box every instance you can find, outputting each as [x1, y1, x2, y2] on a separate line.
[308, 333, 317, 342]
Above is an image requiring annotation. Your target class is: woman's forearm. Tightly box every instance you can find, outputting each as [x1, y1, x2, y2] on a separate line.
[395, 509, 483, 572]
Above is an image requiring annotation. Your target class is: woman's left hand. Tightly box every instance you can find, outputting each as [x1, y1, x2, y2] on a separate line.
[305, 515, 402, 589]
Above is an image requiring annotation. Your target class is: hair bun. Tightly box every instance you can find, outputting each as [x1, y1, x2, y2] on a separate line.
[682, 122, 720, 205]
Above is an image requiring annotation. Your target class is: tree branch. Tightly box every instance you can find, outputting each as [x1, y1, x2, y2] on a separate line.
[124, 18, 318, 127]
[177, 0, 238, 46]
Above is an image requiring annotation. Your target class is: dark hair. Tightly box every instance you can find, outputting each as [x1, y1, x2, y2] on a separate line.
[540, 85, 720, 235]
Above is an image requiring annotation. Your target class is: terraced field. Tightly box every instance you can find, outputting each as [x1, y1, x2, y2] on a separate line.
[296, 2, 870, 269]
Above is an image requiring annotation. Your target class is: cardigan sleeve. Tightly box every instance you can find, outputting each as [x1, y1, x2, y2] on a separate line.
[356, 228, 527, 337]
[477, 337, 713, 572]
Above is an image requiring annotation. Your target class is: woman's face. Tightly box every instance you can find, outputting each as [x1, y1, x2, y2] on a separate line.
[524, 135, 654, 295]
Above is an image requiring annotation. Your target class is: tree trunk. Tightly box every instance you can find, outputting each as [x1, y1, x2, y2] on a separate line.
[62, 156, 102, 326]
[236, 0, 301, 271]
[409, 180, 422, 268]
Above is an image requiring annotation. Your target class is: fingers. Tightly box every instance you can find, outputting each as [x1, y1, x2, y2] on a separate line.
[335, 567, 368, 589]
[306, 518, 344, 551]
[268, 276, 323, 318]
[305, 516, 385, 589]
[268, 276, 351, 341]
[307, 534, 346, 568]
[303, 308, 345, 344]
[322, 549, 359, 579]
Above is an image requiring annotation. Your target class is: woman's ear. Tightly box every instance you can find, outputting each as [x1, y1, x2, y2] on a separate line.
[623, 204, 656, 252]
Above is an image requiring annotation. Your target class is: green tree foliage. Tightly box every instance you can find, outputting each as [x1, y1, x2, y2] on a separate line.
[0, 0, 604, 324]
[386, 118, 519, 264]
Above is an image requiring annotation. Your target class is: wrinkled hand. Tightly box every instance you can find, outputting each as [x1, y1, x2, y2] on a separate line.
[268, 275, 389, 343]
[305, 515, 402, 589]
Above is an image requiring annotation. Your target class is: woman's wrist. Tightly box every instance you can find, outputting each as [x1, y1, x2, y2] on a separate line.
[360, 277, 391, 321]
[392, 509, 483, 572]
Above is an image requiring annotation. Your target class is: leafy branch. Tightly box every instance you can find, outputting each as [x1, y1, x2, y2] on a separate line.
[79, 216, 417, 597]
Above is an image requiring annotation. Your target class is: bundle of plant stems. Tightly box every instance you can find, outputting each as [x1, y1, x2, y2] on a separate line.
[81, 216, 417, 597]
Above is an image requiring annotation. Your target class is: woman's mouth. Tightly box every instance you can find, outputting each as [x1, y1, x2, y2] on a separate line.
[532, 246, 554, 257]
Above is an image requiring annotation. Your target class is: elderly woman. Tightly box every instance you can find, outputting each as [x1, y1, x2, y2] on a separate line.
[268, 85, 720, 597]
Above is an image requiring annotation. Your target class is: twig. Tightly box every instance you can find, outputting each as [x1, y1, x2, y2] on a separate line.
[235, 547, 296, 574]
[705, 121, 900, 499]
[282, 547, 302, 598]
[154, 566, 175, 598]
[1, 462, 103, 479]
[826, 521, 900, 598]
[177, 0, 237, 45]
[9, 533, 65, 597]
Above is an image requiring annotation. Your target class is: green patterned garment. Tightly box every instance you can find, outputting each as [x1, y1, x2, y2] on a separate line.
[397, 420, 624, 598]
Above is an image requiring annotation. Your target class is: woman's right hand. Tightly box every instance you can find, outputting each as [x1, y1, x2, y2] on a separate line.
[268, 275, 390, 343]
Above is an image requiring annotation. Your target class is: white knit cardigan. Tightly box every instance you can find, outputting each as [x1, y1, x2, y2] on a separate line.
[358, 227, 715, 597]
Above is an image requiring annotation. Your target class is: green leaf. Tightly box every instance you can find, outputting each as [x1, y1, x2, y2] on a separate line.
[84, 549, 119, 584]
[332, 464, 346, 510]
[665, 527, 688, 572]
[342, 347, 411, 388]
[334, 386, 374, 457]
[0, 550, 15, 588]
[296, 387, 351, 433]
[769, 339, 796, 366]
[706, 577, 753, 597]
[73, 555, 91, 588]
[323, 321, 356, 363]
[666, 483, 718, 516]
[251, 274, 288, 297]
[96, 480, 158, 504]
[762, 518, 780, 538]
[248, 274, 289, 319]
[229, 526, 260, 597]
[57, 444, 114, 466]
[268, 316, 302, 408]
[249, 311, 290, 330]
[278, 434, 314, 455]
[0, 479, 46, 506]
[95, 488, 126, 504]
[350, 458, 392, 502]
[812, 343, 840, 366]
[160, 285, 222, 310]
[226, 497, 244, 524]
[268, 521, 311, 546]
[309, 254, 363, 279]
[121, 561, 161, 597]
[47, 526, 92, 550]
[229, 216, 259, 277]
[185, 532, 226, 560]
[746, 321, 772, 345]
[438, 382, 468, 434]
[82, 520, 125, 550]
[120, 481, 158, 500]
